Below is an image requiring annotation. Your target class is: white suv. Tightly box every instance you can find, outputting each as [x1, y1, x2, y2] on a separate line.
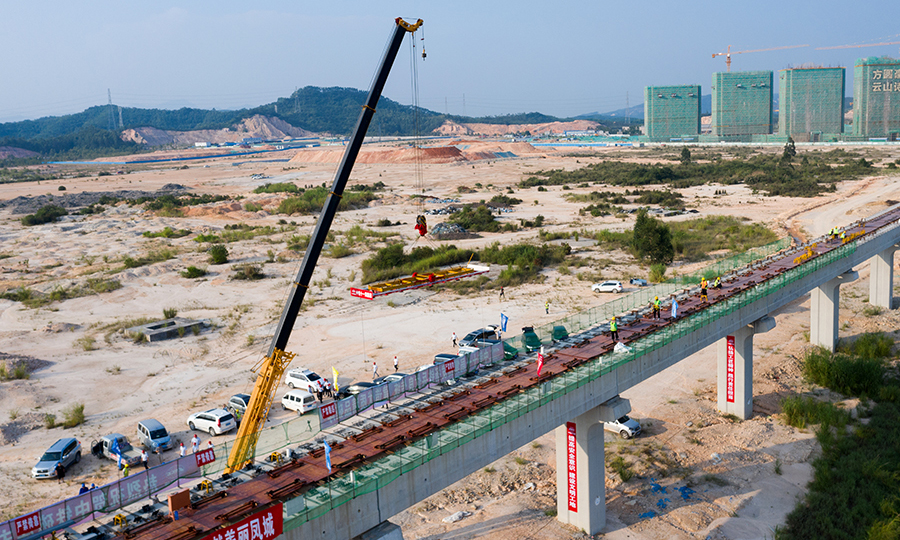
[285, 368, 326, 393]
[591, 280, 624, 293]
[187, 408, 237, 436]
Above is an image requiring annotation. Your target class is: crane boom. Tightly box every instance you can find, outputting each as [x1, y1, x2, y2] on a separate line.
[712, 43, 808, 72]
[816, 40, 900, 50]
[225, 17, 423, 474]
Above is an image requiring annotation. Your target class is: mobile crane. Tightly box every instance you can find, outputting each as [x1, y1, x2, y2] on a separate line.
[225, 17, 423, 474]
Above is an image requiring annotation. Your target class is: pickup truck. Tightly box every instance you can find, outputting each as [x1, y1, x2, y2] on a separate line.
[91, 433, 143, 467]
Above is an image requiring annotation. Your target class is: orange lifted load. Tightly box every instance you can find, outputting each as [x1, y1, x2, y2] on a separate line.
[350, 264, 490, 299]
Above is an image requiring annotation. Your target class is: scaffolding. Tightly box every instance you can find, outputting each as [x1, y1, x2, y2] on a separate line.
[852, 56, 900, 139]
[711, 71, 773, 137]
[643, 85, 701, 141]
[778, 67, 846, 140]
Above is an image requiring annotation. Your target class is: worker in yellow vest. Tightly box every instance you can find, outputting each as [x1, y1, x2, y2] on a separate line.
[609, 317, 619, 342]
[700, 277, 708, 303]
[652, 296, 661, 319]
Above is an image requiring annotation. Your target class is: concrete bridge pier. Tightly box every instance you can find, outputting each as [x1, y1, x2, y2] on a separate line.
[717, 316, 776, 420]
[555, 407, 607, 534]
[811, 270, 859, 352]
[869, 244, 899, 309]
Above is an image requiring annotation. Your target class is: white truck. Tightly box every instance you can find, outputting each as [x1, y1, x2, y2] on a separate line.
[91, 433, 143, 467]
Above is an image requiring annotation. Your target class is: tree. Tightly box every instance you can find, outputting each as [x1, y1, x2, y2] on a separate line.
[632, 209, 674, 265]
[782, 137, 796, 162]
[680, 147, 692, 165]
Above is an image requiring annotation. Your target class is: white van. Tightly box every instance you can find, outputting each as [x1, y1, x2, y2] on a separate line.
[281, 390, 318, 414]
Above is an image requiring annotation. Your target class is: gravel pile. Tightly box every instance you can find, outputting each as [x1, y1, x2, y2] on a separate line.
[0, 412, 46, 445]
[0, 352, 53, 376]
[430, 222, 476, 240]
[0, 184, 188, 214]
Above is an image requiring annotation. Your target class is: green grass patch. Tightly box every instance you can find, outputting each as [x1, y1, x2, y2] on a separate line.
[143, 226, 191, 239]
[231, 263, 265, 280]
[607, 455, 634, 481]
[668, 216, 778, 262]
[254, 182, 299, 194]
[180, 266, 207, 278]
[62, 403, 85, 428]
[0, 278, 121, 308]
[802, 345, 885, 397]
[361, 244, 474, 284]
[447, 204, 500, 232]
[277, 186, 376, 215]
[519, 153, 870, 197]
[122, 248, 176, 269]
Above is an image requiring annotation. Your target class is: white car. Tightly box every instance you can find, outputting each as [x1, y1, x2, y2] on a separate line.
[285, 368, 326, 393]
[187, 408, 237, 436]
[592, 280, 624, 294]
[603, 415, 642, 439]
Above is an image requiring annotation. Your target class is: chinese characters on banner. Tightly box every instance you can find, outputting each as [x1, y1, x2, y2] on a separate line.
[13, 512, 41, 537]
[872, 69, 900, 91]
[726, 335, 735, 403]
[566, 422, 577, 512]
[200, 503, 283, 540]
[319, 402, 338, 429]
[195, 448, 216, 467]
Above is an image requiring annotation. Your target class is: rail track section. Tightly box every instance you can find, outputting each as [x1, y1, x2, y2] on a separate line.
[10, 205, 900, 540]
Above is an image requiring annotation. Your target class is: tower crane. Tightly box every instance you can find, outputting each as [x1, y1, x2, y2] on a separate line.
[224, 16, 423, 474]
[712, 44, 809, 72]
[816, 41, 900, 50]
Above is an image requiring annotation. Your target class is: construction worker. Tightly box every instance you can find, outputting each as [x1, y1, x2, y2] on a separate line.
[652, 296, 661, 319]
[840, 229, 846, 242]
[829, 227, 837, 240]
[700, 277, 708, 303]
[713, 276, 721, 290]
[609, 317, 619, 342]
[545, 301, 550, 314]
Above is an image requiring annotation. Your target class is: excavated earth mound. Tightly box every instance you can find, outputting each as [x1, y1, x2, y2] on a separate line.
[288, 142, 543, 165]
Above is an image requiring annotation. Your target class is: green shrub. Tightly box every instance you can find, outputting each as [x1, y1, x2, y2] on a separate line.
[244, 202, 263, 212]
[232, 263, 265, 280]
[209, 244, 229, 264]
[58, 185, 66, 191]
[447, 204, 500, 232]
[607, 455, 634, 481]
[327, 244, 353, 258]
[163, 307, 177, 319]
[194, 233, 221, 243]
[802, 346, 884, 397]
[181, 266, 207, 278]
[142, 227, 190, 239]
[277, 186, 375, 214]
[846, 332, 893, 360]
[21, 204, 68, 226]
[44, 414, 57, 429]
[649, 263, 667, 283]
[62, 403, 85, 428]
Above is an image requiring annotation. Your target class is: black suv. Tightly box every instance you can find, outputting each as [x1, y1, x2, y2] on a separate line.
[458, 325, 499, 347]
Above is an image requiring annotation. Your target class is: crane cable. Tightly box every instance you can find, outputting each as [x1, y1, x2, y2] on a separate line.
[409, 27, 438, 247]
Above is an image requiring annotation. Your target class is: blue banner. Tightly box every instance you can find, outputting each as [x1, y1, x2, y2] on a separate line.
[500, 313, 508, 333]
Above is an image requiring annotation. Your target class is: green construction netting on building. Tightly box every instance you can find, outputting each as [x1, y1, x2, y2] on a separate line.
[778, 67, 846, 140]
[711, 71, 773, 136]
[852, 57, 900, 139]
[644, 85, 701, 141]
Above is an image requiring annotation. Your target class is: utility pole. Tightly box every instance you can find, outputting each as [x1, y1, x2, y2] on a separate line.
[107, 89, 116, 131]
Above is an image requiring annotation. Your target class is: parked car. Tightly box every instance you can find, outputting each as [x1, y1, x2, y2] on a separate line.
[226, 394, 251, 418]
[136, 419, 172, 451]
[603, 415, 642, 439]
[629, 278, 649, 287]
[522, 326, 542, 353]
[187, 408, 237, 436]
[91, 433, 142, 466]
[592, 280, 624, 293]
[458, 325, 499, 347]
[281, 389, 318, 414]
[335, 382, 377, 400]
[285, 368, 327, 393]
[374, 373, 407, 385]
[32, 438, 81, 479]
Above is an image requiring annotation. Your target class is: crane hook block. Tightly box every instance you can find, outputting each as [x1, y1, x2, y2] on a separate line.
[415, 215, 427, 237]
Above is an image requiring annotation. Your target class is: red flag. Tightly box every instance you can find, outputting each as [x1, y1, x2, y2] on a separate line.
[537, 346, 544, 376]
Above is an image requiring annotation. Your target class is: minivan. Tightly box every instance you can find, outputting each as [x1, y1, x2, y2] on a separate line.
[137, 419, 172, 451]
[281, 389, 318, 414]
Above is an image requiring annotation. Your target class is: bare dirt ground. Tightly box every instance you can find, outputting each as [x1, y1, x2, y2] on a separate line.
[1, 142, 899, 539]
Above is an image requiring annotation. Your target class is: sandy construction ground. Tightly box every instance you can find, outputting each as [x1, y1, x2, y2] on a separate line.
[1, 142, 900, 539]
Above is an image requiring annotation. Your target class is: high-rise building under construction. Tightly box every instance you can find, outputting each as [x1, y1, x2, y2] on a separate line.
[643, 85, 701, 141]
[778, 67, 845, 141]
[852, 56, 900, 139]
[710, 71, 773, 138]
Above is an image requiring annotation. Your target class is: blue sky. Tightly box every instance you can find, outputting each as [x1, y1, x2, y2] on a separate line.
[2, 1, 899, 123]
